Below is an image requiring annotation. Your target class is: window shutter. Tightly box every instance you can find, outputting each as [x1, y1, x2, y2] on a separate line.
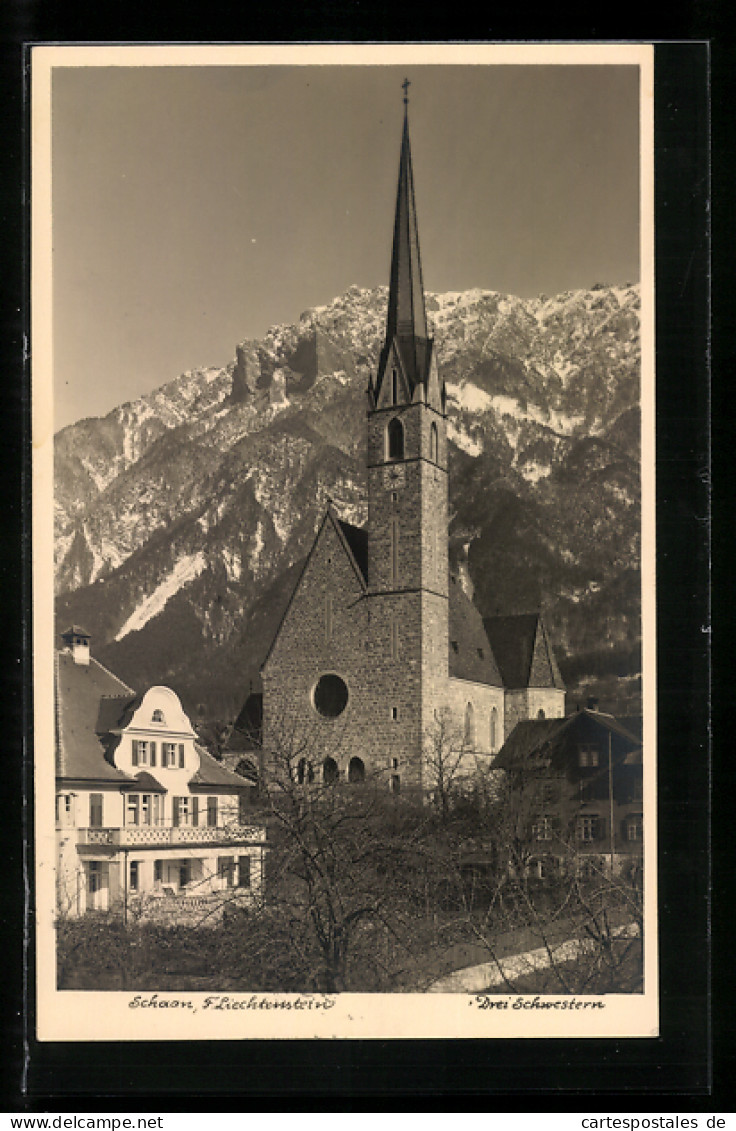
[207, 797, 217, 827]
[596, 817, 606, 841]
[179, 743, 185, 768]
[621, 819, 628, 841]
[132, 740, 139, 766]
[150, 742, 156, 767]
[192, 796, 199, 827]
[89, 794, 103, 828]
[238, 856, 252, 889]
[173, 797, 180, 827]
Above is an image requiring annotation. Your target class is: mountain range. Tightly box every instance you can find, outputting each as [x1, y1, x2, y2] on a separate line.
[54, 282, 642, 723]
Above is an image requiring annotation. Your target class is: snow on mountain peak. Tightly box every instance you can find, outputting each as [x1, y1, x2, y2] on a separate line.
[55, 279, 641, 719]
[114, 553, 207, 642]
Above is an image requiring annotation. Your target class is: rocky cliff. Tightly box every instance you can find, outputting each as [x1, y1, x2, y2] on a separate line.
[54, 282, 642, 719]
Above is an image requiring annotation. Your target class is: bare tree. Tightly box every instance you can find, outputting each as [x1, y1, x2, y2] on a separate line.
[422, 707, 503, 827]
[436, 764, 644, 994]
[252, 720, 446, 992]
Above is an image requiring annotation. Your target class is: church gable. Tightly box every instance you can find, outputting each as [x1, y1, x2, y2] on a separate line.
[261, 509, 366, 676]
[375, 340, 413, 409]
[483, 613, 565, 691]
[424, 345, 444, 414]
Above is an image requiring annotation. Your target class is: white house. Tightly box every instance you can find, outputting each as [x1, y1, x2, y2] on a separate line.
[55, 626, 266, 925]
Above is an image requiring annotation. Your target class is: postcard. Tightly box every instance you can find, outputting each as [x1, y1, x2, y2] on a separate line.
[33, 42, 657, 1041]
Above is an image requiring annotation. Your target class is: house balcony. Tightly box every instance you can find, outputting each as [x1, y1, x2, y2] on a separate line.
[77, 824, 265, 848]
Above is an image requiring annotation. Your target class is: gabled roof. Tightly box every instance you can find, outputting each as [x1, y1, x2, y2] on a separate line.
[56, 651, 135, 783]
[227, 693, 263, 753]
[493, 717, 564, 771]
[189, 744, 254, 790]
[61, 624, 91, 639]
[483, 613, 565, 690]
[337, 519, 368, 585]
[260, 506, 366, 672]
[494, 709, 642, 773]
[618, 715, 643, 740]
[448, 576, 503, 687]
[124, 770, 167, 794]
[581, 710, 643, 745]
[95, 695, 138, 735]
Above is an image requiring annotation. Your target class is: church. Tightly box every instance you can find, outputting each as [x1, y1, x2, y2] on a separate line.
[259, 96, 565, 794]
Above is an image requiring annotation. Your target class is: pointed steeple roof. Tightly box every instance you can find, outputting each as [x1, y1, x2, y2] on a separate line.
[388, 108, 428, 345]
[375, 95, 433, 400]
[483, 613, 566, 691]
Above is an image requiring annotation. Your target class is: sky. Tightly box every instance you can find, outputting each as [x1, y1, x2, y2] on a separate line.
[49, 55, 642, 432]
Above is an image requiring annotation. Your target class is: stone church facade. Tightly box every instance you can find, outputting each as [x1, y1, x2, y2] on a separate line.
[260, 103, 565, 794]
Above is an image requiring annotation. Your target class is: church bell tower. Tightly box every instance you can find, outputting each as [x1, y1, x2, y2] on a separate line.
[365, 84, 449, 790]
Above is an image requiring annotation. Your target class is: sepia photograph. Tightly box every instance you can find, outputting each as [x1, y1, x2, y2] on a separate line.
[32, 43, 656, 1040]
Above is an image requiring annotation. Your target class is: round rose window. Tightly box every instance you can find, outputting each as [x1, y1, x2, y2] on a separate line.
[313, 674, 349, 718]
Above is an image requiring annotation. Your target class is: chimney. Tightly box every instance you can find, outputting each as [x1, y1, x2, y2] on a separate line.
[61, 625, 91, 666]
[586, 696, 599, 712]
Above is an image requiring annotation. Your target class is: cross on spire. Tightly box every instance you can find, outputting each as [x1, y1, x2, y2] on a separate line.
[402, 77, 410, 106]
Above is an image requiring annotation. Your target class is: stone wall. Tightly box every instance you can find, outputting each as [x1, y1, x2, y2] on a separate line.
[503, 687, 566, 740]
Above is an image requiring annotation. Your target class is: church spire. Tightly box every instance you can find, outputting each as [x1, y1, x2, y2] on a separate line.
[388, 84, 428, 344]
[374, 83, 433, 402]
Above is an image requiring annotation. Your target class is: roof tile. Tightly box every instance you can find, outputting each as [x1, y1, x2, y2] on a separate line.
[448, 577, 502, 686]
[56, 652, 135, 783]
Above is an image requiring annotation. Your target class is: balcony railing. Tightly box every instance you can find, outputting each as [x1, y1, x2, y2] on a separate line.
[78, 824, 265, 847]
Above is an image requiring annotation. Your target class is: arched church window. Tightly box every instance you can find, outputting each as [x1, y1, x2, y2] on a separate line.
[490, 707, 498, 751]
[464, 702, 475, 747]
[387, 417, 404, 460]
[537, 709, 546, 719]
[392, 368, 399, 405]
[430, 421, 438, 463]
[324, 595, 333, 643]
[296, 758, 310, 785]
[348, 757, 365, 784]
[313, 673, 349, 718]
[323, 757, 339, 785]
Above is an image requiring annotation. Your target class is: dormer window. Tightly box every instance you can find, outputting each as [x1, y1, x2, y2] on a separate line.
[151, 709, 165, 724]
[578, 744, 599, 768]
[387, 417, 404, 461]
